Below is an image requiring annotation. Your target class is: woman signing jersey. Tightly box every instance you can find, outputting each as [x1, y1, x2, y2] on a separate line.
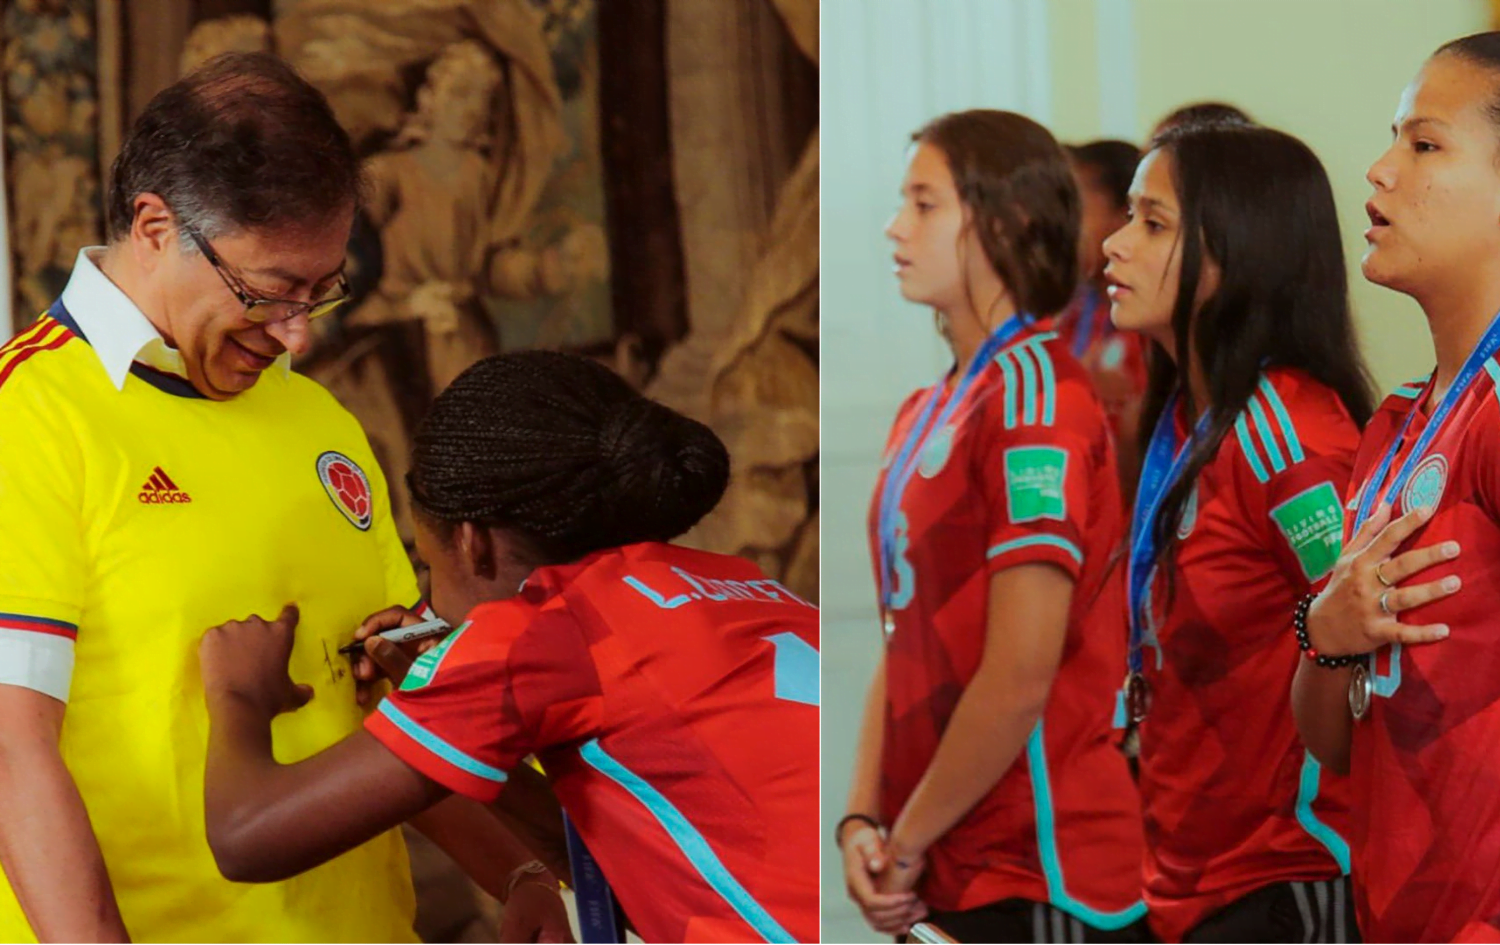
[194, 351, 820, 944]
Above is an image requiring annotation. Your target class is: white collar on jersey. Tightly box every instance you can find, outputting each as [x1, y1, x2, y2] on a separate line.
[59, 246, 291, 392]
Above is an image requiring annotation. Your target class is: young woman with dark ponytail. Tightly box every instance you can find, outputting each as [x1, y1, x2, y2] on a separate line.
[1101, 123, 1374, 942]
[193, 350, 820, 944]
[840, 109, 1146, 944]
[1294, 32, 1500, 943]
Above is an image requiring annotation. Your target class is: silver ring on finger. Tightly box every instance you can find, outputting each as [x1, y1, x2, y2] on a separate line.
[1375, 561, 1395, 587]
[1380, 589, 1395, 616]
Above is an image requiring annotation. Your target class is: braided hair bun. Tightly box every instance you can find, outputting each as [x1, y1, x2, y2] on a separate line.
[410, 350, 731, 563]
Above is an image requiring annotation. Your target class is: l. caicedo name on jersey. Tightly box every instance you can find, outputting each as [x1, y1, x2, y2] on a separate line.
[624, 567, 816, 611]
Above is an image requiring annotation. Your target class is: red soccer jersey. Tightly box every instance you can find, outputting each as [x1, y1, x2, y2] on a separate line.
[1130, 368, 1358, 942]
[1345, 367, 1500, 944]
[365, 543, 819, 944]
[1058, 285, 1149, 459]
[868, 323, 1145, 924]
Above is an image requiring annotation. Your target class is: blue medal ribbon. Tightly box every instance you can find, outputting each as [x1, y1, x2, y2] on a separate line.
[1071, 285, 1102, 360]
[1126, 392, 1211, 675]
[564, 813, 624, 942]
[1350, 310, 1500, 694]
[876, 315, 1030, 626]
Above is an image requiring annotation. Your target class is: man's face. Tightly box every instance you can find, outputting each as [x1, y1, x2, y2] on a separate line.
[150, 205, 353, 400]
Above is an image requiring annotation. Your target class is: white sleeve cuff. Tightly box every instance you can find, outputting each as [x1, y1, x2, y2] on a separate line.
[0, 628, 74, 702]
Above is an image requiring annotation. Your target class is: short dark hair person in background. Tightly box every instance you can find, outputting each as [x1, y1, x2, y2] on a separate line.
[1061, 139, 1149, 500]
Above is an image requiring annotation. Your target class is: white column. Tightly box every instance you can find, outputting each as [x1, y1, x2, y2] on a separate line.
[1094, 0, 1139, 139]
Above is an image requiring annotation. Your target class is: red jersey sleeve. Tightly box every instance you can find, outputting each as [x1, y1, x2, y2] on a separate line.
[365, 602, 604, 801]
[1233, 374, 1359, 589]
[970, 345, 1105, 581]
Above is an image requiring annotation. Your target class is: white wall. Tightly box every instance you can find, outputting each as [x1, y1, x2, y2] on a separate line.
[821, 2, 1488, 941]
[821, 1, 1054, 939]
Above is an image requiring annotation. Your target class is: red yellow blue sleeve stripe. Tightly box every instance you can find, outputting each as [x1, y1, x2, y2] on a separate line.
[0, 612, 79, 639]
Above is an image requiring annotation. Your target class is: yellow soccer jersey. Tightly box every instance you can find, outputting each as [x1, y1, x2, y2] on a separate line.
[0, 262, 420, 941]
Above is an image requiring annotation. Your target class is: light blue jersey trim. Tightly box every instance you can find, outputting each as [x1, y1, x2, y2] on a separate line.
[1372, 644, 1403, 697]
[987, 535, 1083, 566]
[1485, 360, 1500, 406]
[1234, 415, 1271, 483]
[378, 700, 508, 784]
[1247, 395, 1288, 474]
[998, 351, 1020, 429]
[579, 739, 795, 944]
[1392, 372, 1431, 400]
[1026, 722, 1148, 929]
[1259, 378, 1306, 463]
[1294, 752, 1351, 874]
[1024, 339, 1058, 426]
[1015, 344, 1040, 426]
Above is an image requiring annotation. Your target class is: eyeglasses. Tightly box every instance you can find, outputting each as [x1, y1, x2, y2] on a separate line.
[182, 224, 351, 324]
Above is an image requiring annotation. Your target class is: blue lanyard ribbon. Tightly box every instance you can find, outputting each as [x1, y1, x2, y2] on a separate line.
[876, 315, 1030, 616]
[1352, 311, 1500, 531]
[1348, 311, 1500, 694]
[1127, 392, 1210, 673]
[1348, 311, 1500, 690]
[1072, 285, 1102, 360]
[564, 813, 624, 942]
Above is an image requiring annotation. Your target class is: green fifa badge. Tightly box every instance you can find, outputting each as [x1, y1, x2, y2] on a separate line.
[1004, 446, 1069, 523]
[1270, 481, 1344, 581]
[398, 622, 468, 691]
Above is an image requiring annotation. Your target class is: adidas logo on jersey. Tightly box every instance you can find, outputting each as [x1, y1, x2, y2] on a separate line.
[138, 467, 192, 504]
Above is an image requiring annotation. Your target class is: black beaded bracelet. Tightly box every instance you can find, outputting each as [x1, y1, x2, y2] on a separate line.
[1293, 591, 1360, 668]
[835, 813, 882, 846]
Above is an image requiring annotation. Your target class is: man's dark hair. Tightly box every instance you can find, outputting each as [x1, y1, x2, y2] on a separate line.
[106, 52, 360, 243]
[1066, 139, 1140, 212]
[913, 109, 1080, 317]
[409, 351, 731, 565]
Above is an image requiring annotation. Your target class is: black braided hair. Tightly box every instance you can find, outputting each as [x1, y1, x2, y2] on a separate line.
[409, 351, 731, 564]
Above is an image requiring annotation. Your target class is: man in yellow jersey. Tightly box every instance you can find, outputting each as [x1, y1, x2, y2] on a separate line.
[0, 53, 440, 941]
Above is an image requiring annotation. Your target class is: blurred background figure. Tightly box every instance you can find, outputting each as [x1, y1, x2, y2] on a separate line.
[1061, 138, 1148, 496]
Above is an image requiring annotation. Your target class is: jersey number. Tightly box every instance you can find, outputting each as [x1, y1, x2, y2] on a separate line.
[763, 632, 819, 706]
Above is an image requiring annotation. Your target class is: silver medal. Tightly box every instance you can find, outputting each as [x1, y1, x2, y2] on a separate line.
[1125, 672, 1151, 724]
[882, 609, 895, 638]
[1349, 661, 1372, 721]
